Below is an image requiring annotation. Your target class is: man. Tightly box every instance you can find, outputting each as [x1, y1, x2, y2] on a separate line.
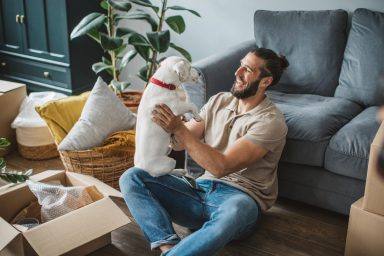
[119, 48, 289, 255]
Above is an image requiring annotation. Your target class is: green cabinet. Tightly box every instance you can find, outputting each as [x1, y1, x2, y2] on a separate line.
[0, 0, 102, 95]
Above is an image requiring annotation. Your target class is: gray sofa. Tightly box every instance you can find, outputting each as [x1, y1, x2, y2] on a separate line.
[182, 8, 384, 215]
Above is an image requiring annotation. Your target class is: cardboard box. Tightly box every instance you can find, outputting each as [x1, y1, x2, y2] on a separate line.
[0, 170, 131, 256]
[0, 80, 27, 150]
[345, 198, 384, 256]
[362, 121, 384, 215]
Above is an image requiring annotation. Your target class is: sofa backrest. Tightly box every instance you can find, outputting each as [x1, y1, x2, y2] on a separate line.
[254, 10, 348, 96]
[335, 8, 384, 107]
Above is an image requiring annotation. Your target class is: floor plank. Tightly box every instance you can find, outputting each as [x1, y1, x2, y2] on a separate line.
[2, 150, 349, 256]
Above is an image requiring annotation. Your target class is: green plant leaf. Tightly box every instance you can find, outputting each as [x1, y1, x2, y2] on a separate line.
[100, 0, 108, 10]
[128, 33, 152, 60]
[121, 10, 158, 31]
[165, 15, 185, 34]
[92, 62, 112, 74]
[121, 49, 138, 67]
[0, 168, 32, 184]
[116, 27, 138, 37]
[87, 29, 101, 44]
[100, 33, 124, 50]
[102, 56, 112, 65]
[0, 158, 5, 169]
[70, 13, 106, 39]
[167, 6, 201, 17]
[114, 44, 128, 56]
[107, 0, 132, 11]
[137, 65, 149, 82]
[111, 80, 130, 92]
[170, 43, 192, 61]
[128, 0, 159, 13]
[0, 138, 11, 148]
[147, 30, 170, 53]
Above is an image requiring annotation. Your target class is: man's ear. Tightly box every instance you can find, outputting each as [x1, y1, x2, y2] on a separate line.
[173, 60, 188, 82]
[260, 76, 273, 89]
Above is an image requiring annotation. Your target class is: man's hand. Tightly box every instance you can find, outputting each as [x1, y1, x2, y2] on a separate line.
[151, 103, 184, 134]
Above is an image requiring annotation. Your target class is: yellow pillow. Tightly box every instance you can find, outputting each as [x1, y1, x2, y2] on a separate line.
[35, 91, 90, 144]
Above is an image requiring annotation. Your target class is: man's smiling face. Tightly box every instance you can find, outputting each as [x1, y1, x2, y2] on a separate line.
[231, 53, 270, 99]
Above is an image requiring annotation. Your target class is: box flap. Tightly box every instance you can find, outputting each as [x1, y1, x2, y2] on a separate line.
[23, 197, 130, 256]
[353, 197, 363, 209]
[0, 218, 19, 251]
[372, 121, 384, 147]
[0, 81, 25, 93]
[65, 172, 123, 198]
[30, 170, 65, 182]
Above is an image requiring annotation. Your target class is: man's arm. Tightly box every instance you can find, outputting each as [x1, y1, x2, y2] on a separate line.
[171, 119, 204, 151]
[152, 104, 268, 178]
[173, 125, 267, 178]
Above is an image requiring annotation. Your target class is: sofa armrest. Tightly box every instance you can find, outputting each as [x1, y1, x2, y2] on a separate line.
[193, 40, 256, 100]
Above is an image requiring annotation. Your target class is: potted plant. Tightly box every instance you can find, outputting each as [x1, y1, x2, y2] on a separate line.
[0, 137, 11, 157]
[70, 0, 137, 94]
[125, 0, 201, 85]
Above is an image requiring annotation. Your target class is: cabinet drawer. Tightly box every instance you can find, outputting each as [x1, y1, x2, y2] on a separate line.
[0, 55, 71, 89]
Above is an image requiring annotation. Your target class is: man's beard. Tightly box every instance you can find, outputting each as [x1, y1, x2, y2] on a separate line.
[230, 78, 261, 99]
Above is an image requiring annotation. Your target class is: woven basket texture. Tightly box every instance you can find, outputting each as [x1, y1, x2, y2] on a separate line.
[18, 143, 59, 160]
[58, 131, 135, 190]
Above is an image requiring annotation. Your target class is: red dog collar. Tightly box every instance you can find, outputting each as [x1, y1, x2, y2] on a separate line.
[150, 77, 176, 90]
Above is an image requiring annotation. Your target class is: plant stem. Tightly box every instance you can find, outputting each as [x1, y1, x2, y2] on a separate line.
[146, 0, 167, 85]
[108, 6, 118, 82]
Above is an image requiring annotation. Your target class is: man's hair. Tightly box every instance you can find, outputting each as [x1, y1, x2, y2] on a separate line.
[250, 48, 289, 86]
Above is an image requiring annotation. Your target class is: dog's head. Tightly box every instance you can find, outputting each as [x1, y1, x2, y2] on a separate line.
[156, 56, 199, 85]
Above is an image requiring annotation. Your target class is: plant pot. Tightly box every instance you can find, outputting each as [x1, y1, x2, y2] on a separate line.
[118, 91, 143, 113]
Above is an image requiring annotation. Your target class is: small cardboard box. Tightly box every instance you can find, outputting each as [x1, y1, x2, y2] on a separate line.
[0, 170, 131, 256]
[0, 80, 27, 150]
[362, 121, 384, 215]
[345, 198, 384, 256]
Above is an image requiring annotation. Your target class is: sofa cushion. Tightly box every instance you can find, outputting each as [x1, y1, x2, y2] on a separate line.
[325, 107, 380, 180]
[35, 91, 90, 144]
[254, 10, 348, 96]
[267, 91, 363, 166]
[335, 8, 384, 107]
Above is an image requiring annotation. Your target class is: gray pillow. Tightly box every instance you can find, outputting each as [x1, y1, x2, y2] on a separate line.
[335, 8, 384, 107]
[58, 77, 136, 150]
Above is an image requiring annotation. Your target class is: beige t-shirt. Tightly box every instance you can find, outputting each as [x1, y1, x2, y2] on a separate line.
[196, 92, 287, 211]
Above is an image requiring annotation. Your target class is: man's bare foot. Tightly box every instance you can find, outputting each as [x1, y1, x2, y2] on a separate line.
[160, 244, 175, 254]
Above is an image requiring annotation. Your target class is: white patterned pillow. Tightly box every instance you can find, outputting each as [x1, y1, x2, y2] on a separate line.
[58, 77, 136, 150]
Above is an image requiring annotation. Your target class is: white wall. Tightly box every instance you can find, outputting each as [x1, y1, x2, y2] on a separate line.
[122, 0, 384, 89]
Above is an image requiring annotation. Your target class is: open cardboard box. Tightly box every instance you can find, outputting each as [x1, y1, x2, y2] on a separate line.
[345, 198, 384, 256]
[0, 80, 27, 152]
[362, 120, 384, 215]
[0, 170, 131, 256]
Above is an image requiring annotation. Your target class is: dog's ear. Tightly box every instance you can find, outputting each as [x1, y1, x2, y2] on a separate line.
[173, 60, 189, 82]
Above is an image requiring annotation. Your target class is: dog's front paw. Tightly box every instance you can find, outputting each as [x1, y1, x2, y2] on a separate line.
[193, 115, 202, 122]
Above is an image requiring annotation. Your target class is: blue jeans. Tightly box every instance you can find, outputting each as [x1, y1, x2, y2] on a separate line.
[119, 167, 261, 256]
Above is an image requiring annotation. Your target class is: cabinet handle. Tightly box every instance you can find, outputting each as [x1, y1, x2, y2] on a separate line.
[43, 71, 50, 77]
[20, 15, 25, 24]
[16, 14, 20, 23]
[1, 62, 6, 67]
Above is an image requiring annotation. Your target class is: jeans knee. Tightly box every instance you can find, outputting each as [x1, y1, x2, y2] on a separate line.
[220, 195, 260, 224]
[119, 167, 147, 192]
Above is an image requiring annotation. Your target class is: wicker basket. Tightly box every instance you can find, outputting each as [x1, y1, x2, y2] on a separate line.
[58, 131, 135, 190]
[18, 143, 59, 160]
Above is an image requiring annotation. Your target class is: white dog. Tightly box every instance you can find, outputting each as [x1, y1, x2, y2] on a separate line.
[134, 56, 201, 177]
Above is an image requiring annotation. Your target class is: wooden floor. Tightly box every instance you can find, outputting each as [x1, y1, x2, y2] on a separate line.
[4, 151, 349, 256]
